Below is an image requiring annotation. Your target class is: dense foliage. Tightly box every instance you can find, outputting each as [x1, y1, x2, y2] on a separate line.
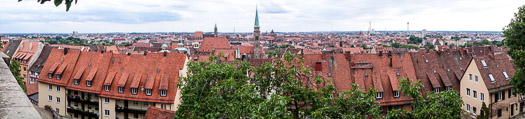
[408, 35, 423, 44]
[385, 78, 465, 119]
[9, 60, 25, 92]
[505, 5, 525, 94]
[175, 52, 381, 118]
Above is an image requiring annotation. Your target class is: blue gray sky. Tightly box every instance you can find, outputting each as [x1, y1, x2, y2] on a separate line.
[0, 0, 524, 33]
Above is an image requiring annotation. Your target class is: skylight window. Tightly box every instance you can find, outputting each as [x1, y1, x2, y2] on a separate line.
[481, 60, 487, 68]
[503, 72, 509, 80]
[488, 74, 495, 83]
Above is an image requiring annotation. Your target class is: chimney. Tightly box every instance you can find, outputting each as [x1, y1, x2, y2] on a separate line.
[127, 52, 131, 56]
[163, 52, 167, 57]
[144, 51, 147, 56]
[64, 48, 69, 55]
[379, 51, 383, 56]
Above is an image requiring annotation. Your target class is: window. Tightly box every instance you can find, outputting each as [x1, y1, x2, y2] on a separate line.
[466, 88, 470, 96]
[161, 104, 166, 109]
[160, 89, 167, 97]
[86, 81, 92, 87]
[23, 67, 26, 72]
[56, 86, 60, 92]
[74, 79, 79, 85]
[481, 93, 484, 101]
[134, 101, 138, 105]
[146, 89, 152, 96]
[469, 74, 472, 80]
[56, 108, 59, 113]
[56, 74, 61, 80]
[466, 104, 470, 112]
[104, 85, 110, 92]
[56, 97, 60, 103]
[489, 74, 495, 83]
[498, 109, 502, 117]
[481, 60, 488, 68]
[104, 98, 110, 104]
[376, 92, 383, 99]
[48, 84, 52, 90]
[104, 110, 110, 116]
[509, 89, 513, 98]
[503, 72, 509, 80]
[475, 75, 478, 82]
[131, 88, 138, 95]
[446, 86, 451, 91]
[473, 90, 477, 98]
[48, 95, 52, 101]
[118, 87, 124, 93]
[144, 102, 148, 106]
[48, 73, 53, 79]
[393, 91, 400, 98]
[134, 113, 138, 118]
[473, 107, 477, 115]
[434, 88, 440, 93]
[497, 92, 503, 101]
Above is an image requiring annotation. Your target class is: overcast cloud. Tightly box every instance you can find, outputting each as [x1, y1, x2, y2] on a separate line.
[0, 0, 524, 33]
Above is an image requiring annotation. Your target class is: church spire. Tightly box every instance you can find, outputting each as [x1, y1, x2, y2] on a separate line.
[254, 5, 260, 28]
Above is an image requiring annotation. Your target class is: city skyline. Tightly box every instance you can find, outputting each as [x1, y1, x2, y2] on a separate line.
[1, 0, 524, 33]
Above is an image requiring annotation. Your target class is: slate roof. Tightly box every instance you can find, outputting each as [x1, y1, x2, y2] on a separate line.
[26, 45, 53, 95]
[3, 40, 22, 61]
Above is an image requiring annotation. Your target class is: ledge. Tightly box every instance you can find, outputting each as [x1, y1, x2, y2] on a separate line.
[0, 57, 41, 118]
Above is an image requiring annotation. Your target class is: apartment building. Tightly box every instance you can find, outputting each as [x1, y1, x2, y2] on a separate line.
[460, 54, 524, 118]
[12, 40, 44, 84]
[38, 48, 188, 119]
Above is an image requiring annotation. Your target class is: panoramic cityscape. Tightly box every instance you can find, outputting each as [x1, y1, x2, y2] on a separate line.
[1, 0, 525, 119]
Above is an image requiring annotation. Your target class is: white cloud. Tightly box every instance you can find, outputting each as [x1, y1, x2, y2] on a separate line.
[0, 0, 524, 33]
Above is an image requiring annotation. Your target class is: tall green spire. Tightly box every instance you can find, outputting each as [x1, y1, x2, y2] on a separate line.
[254, 5, 260, 28]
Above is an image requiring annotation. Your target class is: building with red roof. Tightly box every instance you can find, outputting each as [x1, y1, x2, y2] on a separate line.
[38, 48, 188, 119]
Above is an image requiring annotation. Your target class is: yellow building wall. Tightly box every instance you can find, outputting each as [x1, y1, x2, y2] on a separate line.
[38, 82, 67, 115]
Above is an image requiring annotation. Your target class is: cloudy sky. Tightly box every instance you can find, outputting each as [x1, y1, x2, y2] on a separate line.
[0, 0, 524, 33]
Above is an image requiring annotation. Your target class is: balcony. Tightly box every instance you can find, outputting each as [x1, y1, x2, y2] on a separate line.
[115, 105, 147, 114]
[67, 94, 99, 105]
[67, 105, 99, 118]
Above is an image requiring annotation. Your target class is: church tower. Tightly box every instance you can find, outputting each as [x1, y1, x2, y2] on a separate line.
[253, 6, 261, 58]
[214, 23, 218, 37]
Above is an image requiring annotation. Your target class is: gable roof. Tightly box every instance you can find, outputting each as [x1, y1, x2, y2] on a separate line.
[198, 37, 231, 52]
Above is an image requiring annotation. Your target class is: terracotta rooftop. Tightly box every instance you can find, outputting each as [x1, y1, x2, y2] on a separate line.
[38, 48, 82, 86]
[143, 106, 175, 119]
[198, 37, 231, 52]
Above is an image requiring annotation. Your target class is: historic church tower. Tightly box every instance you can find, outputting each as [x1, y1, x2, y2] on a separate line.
[253, 6, 261, 58]
[214, 23, 218, 37]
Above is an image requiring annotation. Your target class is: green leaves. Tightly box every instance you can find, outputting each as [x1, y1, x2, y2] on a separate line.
[22, 0, 76, 11]
[505, 5, 525, 95]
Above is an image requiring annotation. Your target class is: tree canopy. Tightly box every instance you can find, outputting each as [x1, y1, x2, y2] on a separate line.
[19, 0, 77, 11]
[505, 5, 525, 94]
[408, 35, 423, 44]
[9, 60, 25, 92]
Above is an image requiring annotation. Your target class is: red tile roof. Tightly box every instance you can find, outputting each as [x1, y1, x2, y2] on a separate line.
[38, 48, 82, 86]
[144, 106, 175, 119]
[130, 74, 142, 88]
[198, 37, 230, 52]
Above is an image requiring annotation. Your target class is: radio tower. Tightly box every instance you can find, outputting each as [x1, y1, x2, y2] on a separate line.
[407, 22, 410, 34]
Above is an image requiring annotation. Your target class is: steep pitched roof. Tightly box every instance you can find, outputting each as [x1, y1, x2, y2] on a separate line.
[38, 48, 81, 86]
[198, 37, 231, 52]
[3, 40, 21, 59]
[144, 106, 175, 119]
[473, 54, 516, 91]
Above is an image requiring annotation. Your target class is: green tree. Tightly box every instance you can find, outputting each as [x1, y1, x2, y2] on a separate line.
[9, 60, 25, 92]
[339, 42, 343, 47]
[480, 39, 491, 45]
[505, 5, 525, 94]
[19, 0, 78, 11]
[391, 43, 401, 48]
[386, 78, 465, 119]
[408, 35, 423, 44]
[175, 51, 382, 118]
[424, 43, 435, 50]
[476, 102, 489, 119]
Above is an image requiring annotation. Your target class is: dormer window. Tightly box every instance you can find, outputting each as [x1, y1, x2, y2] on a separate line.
[57, 74, 62, 80]
[146, 89, 152, 96]
[365, 73, 368, 77]
[446, 86, 451, 91]
[131, 88, 138, 95]
[104, 85, 110, 92]
[74, 79, 79, 85]
[118, 87, 124, 93]
[376, 92, 383, 99]
[396, 72, 400, 76]
[160, 89, 167, 97]
[393, 91, 400, 98]
[425, 59, 428, 63]
[86, 81, 92, 87]
[48, 73, 53, 79]
[434, 88, 440, 93]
